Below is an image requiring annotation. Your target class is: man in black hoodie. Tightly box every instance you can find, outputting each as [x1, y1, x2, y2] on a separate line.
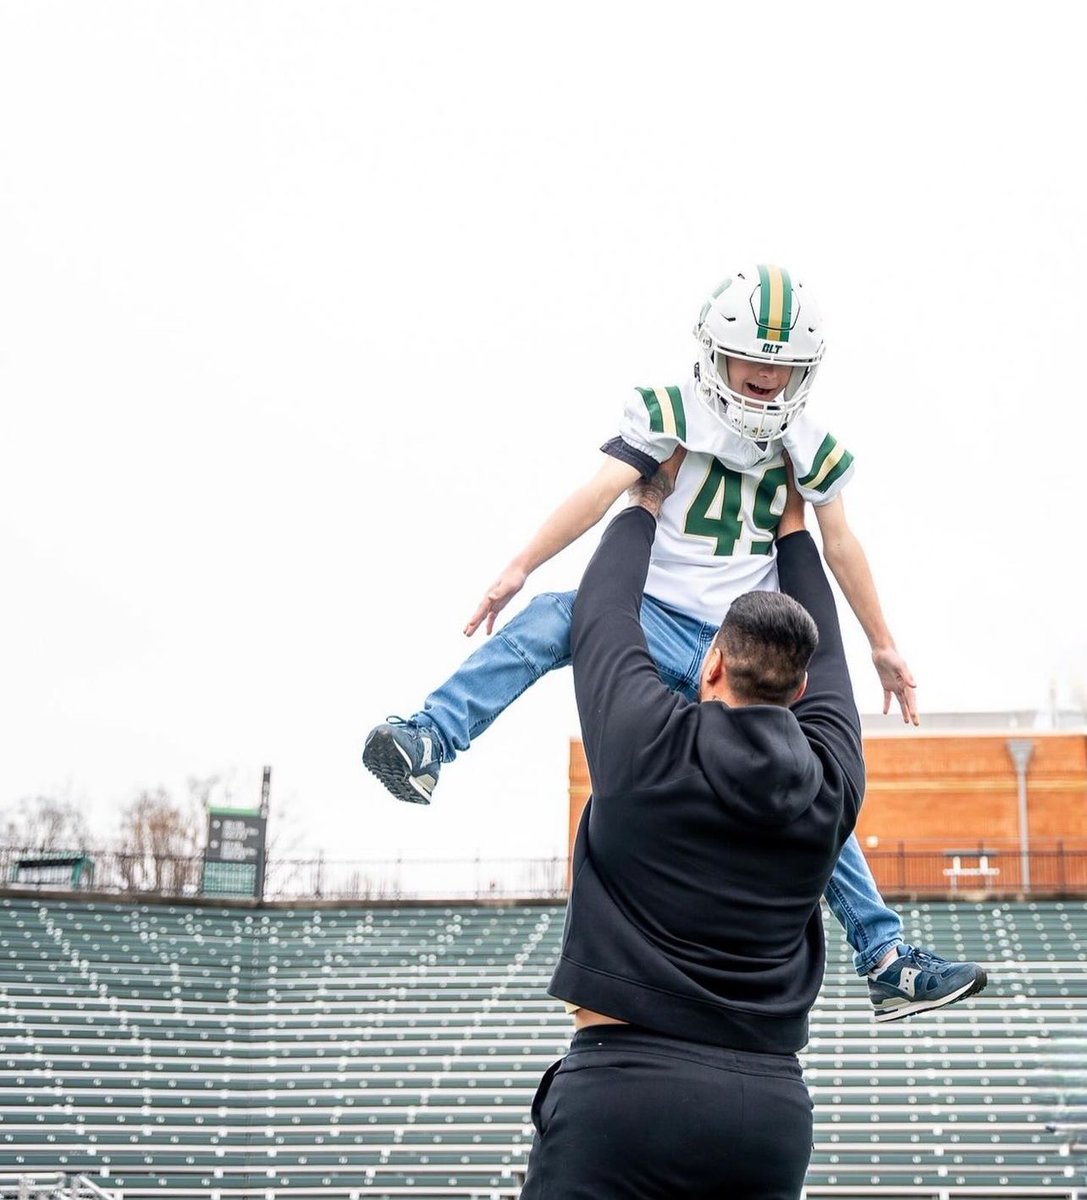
[519, 456, 866, 1200]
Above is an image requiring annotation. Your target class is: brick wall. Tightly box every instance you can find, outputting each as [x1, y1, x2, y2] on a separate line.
[859, 731, 1087, 844]
[567, 731, 1087, 894]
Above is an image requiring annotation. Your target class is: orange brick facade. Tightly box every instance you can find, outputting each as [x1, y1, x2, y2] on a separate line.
[568, 731, 1087, 895]
[858, 731, 1087, 845]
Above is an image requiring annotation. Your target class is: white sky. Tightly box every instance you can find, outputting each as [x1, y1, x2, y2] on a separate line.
[2, 2, 1085, 868]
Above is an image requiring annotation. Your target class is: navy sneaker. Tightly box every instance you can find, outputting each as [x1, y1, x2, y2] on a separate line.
[363, 718, 443, 805]
[869, 947, 987, 1023]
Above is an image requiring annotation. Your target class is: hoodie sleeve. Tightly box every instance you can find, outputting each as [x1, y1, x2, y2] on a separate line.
[571, 506, 683, 797]
[775, 530, 866, 822]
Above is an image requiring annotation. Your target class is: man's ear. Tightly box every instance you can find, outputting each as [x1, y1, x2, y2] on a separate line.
[701, 645, 725, 690]
[792, 672, 809, 705]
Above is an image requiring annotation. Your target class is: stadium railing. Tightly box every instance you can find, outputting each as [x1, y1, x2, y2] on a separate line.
[0, 1175, 120, 1200]
[801, 1191, 1085, 1199]
[1, 843, 1085, 902]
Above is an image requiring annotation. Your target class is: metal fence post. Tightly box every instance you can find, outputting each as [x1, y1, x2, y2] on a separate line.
[1006, 738, 1035, 893]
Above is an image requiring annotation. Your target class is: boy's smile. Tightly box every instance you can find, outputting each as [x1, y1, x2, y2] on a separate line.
[721, 355, 793, 405]
[745, 381, 775, 398]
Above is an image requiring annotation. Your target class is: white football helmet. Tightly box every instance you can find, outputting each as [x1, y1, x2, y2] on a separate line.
[694, 265, 825, 440]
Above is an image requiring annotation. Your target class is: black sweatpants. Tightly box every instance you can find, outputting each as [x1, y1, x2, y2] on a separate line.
[519, 1025, 813, 1200]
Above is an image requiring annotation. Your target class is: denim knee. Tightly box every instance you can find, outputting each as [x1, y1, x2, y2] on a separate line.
[498, 591, 575, 673]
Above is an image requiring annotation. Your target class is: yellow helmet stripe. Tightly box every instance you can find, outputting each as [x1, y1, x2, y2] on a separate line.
[756, 264, 793, 342]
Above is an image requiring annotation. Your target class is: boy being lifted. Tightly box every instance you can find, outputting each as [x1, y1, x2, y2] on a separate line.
[364, 265, 987, 1022]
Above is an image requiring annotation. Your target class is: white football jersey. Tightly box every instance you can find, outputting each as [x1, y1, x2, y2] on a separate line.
[605, 377, 854, 625]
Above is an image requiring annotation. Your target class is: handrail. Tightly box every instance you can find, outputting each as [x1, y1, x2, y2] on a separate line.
[72, 1177, 120, 1200]
[0, 1175, 120, 1200]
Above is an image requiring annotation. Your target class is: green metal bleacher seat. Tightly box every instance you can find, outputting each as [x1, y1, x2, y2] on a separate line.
[0, 896, 1084, 1197]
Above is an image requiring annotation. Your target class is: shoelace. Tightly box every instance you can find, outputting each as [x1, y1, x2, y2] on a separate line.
[906, 948, 948, 971]
[385, 714, 441, 764]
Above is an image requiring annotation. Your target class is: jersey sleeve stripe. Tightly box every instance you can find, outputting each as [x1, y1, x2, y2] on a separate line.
[636, 387, 665, 434]
[805, 442, 854, 493]
[797, 434, 836, 486]
[637, 386, 686, 440]
[661, 386, 687, 440]
[814, 448, 855, 493]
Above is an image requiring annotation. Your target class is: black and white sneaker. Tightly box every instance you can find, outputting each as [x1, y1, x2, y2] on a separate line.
[363, 717, 443, 805]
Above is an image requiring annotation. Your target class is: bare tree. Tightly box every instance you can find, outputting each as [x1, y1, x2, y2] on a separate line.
[116, 787, 204, 895]
[187, 772, 237, 812]
[2, 794, 89, 852]
[265, 794, 304, 860]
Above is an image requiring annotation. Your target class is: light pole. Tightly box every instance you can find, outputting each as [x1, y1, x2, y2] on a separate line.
[259, 765, 271, 902]
[1006, 738, 1035, 893]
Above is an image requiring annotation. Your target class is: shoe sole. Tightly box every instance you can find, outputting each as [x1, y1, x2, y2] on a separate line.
[363, 730, 433, 806]
[872, 968, 989, 1023]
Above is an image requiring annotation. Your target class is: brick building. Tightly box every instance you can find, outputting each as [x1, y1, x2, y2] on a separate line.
[568, 712, 1087, 896]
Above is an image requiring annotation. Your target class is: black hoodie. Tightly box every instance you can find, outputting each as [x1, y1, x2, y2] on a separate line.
[549, 507, 865, 1053]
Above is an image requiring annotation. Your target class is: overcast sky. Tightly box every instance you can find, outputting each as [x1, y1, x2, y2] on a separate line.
[2, 2, 1084, 868]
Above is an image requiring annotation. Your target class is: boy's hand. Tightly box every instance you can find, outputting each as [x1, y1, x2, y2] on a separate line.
[873, 647, 919, 726]
[627, 447, 686, 518]
[464, 566, 529, 637]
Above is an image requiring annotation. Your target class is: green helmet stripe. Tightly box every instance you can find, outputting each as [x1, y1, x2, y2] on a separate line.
[756, 264, 794, 343]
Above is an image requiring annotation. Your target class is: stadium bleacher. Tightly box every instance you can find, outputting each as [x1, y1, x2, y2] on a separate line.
[0, 896, 1084, 1199]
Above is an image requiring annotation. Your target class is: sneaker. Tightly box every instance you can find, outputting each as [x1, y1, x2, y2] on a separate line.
[363, 718, 443, 805]
[869, 947, 988, 1023]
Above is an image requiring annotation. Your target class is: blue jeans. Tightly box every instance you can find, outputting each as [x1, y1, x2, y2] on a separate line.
[413, 590, 903, 975]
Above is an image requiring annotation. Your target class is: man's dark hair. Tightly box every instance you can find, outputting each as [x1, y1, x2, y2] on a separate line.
[714, 591, 818, 707]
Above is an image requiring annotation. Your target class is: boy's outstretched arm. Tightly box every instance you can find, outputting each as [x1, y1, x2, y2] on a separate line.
[813, 496, 920, 726]
[464, 456, 642, 636]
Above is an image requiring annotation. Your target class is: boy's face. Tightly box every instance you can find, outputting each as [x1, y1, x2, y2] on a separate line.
[721, 355, 793, 404]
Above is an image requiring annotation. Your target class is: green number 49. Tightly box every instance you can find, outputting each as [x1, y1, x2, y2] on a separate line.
[683, 460, 788, 556]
